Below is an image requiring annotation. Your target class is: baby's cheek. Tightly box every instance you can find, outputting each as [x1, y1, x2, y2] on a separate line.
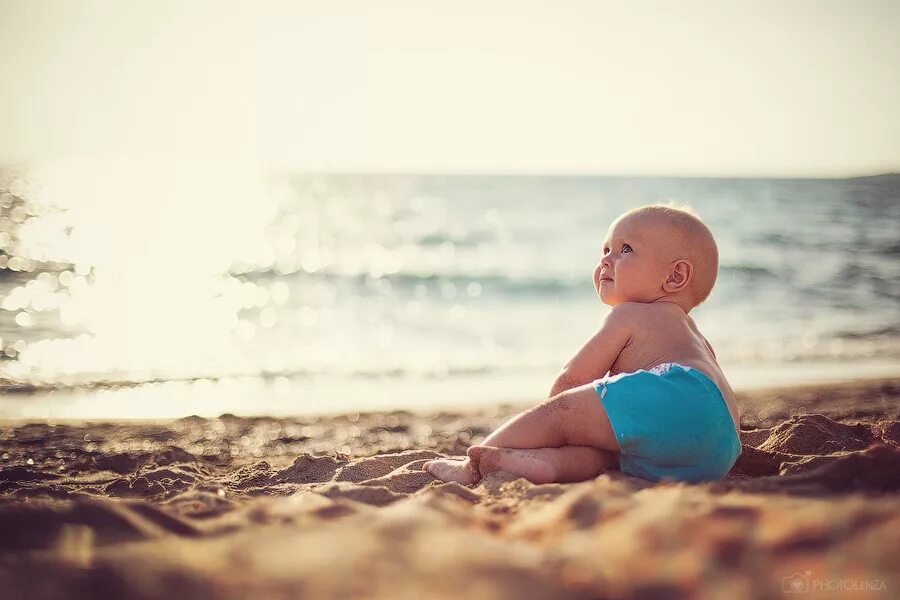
[592, 264, 602, 292]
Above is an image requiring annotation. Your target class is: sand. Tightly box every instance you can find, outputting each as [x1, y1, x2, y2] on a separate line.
[0, 377, 898, 599]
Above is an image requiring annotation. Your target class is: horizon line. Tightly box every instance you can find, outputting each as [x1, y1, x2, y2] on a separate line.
[2, 163, 898, 181]
[270, 168, 900, 181]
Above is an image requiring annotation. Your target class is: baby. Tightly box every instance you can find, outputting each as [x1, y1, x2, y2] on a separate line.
[422, 204, 742, 485]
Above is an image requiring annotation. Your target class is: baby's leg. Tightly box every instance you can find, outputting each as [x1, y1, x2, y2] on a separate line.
[469, 444, 618, 484]
[479, 383, 621, 452]
[423, 445, 617, 485]
[423, 383, 619, 485]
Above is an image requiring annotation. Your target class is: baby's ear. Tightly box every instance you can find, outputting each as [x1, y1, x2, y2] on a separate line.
[663, 259, 692, 293]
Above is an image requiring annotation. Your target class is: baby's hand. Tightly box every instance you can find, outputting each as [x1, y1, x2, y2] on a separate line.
[422, 456, 479, 485]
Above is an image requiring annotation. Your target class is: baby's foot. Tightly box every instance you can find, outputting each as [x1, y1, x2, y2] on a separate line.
[466, 445, 558, 484]
[422, 457, 479, 485]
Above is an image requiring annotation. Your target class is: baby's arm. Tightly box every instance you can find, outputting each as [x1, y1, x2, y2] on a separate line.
[548, 303, 636, 397]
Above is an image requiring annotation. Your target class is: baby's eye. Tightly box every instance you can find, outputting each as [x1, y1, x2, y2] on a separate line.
[622, 244, 633, 253]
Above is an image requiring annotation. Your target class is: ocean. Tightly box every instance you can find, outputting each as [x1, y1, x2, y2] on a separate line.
[1, 170, 898, 418]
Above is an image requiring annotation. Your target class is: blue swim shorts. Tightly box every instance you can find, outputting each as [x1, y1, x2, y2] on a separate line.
[594, 362, 741, 483]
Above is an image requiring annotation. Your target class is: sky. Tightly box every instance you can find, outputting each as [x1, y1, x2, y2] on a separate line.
[1, 0, 899, 177]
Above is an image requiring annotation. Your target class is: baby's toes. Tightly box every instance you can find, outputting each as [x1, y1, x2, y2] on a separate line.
[422, 458, 477, 485]
[422, 458, 453, 478]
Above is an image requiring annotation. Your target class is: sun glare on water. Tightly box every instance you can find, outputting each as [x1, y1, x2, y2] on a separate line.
[3, 157, 281, 384]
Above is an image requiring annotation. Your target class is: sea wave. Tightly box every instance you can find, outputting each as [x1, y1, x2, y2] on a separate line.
[238, 268, 588, 296]
[3, 334, 898, 397]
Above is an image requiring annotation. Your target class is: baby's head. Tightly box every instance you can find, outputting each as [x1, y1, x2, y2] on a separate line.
[593, 203, 718, 312]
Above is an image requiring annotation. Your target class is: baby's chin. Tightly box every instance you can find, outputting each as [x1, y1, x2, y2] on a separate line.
[598, 294, 619, 307]
[600, 293, 647, 307]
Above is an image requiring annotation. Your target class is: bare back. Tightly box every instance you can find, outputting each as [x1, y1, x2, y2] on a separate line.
[609, 302, 741, 430]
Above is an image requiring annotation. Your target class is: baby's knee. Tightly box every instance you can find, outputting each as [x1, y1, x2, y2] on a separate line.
[545, 387, 583, 414]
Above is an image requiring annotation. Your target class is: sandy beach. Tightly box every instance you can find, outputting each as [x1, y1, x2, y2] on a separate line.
[1, 377, 898, 599]
[4, 0, 900, 597]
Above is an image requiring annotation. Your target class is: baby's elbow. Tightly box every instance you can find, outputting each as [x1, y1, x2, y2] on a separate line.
[550, 371, 582, 397]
